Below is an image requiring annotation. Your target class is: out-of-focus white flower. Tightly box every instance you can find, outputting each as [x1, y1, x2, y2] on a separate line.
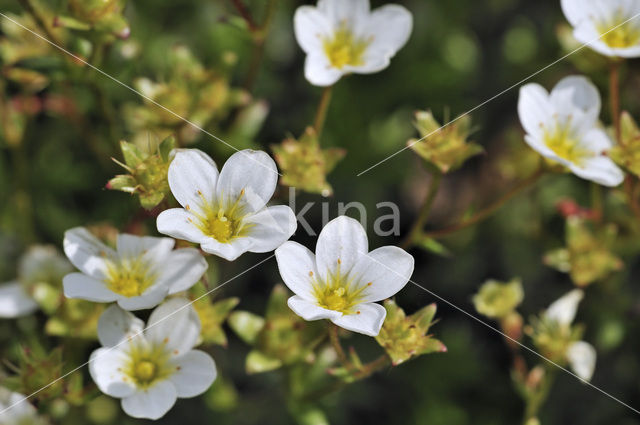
[0, 387, 45, 425]
[518, 76, 624, 187]
[63, 229, 207, 311]
[562, 0, 640, 58]
[275, 216, 414, 336]
[157, 149, 297, 261]
[89, 299, 216, 420]
[294, 0, 413, 86]
[544, 289, 596, 381]
[0, 245, 72, 319]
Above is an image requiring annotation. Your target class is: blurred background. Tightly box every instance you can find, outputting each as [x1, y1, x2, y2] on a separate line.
[1, 0, 640, 424]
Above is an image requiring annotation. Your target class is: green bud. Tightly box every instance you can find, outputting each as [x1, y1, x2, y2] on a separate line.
[45, 299, 105, 339]
[527, 316, 583, 363]
[228, 311, 265, 345]
[473, 278, 524, 319]
[374, 300, 446, 366]
[245, 350, 283, 374]
[408, 111, 483, 173]
[610, 111, 640, 178]
[189, 285, 239, 347]
[272, 127, 346, 196]
[108, 138, 175, 209]
[66, 0, 129, 38]
[544, 217, 622, 287]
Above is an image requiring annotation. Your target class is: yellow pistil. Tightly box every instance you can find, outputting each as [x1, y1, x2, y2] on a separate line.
[106, 259, 154, 298]
[313, 260, 372, 314]
[598, 18, 640, 49]
[543, 122, 591, 165]
[323, 23, 371, 69]
[191, 189, 252, 244]
[124, 342, 174, 388]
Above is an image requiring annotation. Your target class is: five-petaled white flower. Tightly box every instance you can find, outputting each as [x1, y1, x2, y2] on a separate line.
[275, 216, 414, 336]
[0, 387, 45, 425]
[544, 289, 596, 382]
[0, 245, 72, 319]
[518, 75, 624, 187]
[89, 299, 217, 420]
[63, 228, 207, 311]
[562, 0, 640, 58]
[294, 0, 413, 86]
[157, 149, 297, 261]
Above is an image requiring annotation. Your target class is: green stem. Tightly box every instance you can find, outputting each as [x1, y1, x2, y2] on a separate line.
[610, 61, 621, 143]
[241, 0, 279, 91]
[425, 166, 545, 239]
[522, 368, 555, 424]
[401, 170, 443, 249]
[313, 86, 333, 138]
[329, 324, 351, 368]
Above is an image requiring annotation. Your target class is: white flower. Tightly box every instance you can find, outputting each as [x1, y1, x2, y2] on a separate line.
[0, 387, 45, 425]
[157, 149, 297, 261]
[0, 245, 72, 319]
[544, 289, 596, 381]
[518, 75, 624, 187]
[562, 0, 640, 58]
[63, 229, 207, 311]
[294, 0, 413, 86]
[89, 299, 217, 420]
[275, 216, 414, 336]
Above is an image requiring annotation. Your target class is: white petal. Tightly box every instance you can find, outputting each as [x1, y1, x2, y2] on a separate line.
[169, 350, 217, 397]
[304, 52, 344, 87]
[545, 289, 584, 326]
[0, 281, 38, 318]
[201, 237, 253, 261]
[216, 150, 278, 214]
[518, 83, 552, 140]
[317, 0, 370, 27]
[275, 242, 318, 300]
[146, 298, 201, 356]
[244, 206, 297, 253]
[157, 208, 208, 244]
[294, 6, 332, 53]
[62, 273, 119, 303]
[97, 304, 145, 347]
[63, 227, 114, 279]
[561, 0, 588, 27]
[158, 248, 208, 295]
[348, 246, 414, 303]
[550, 76, 601, 122]
[331, 302, 386, 336]
[581, 127, 614, 153]
[570, 155, 625, 187]
[288, 295, 342, 321]
[365, 4, 412, 58]
[116, 234, 174, 262]
[89, 348, 136, 398]
[567, 341, 597, 381]
[121, 381, 177, 420]
[116, 283, 169, 311]
[167, 149, 219, 216]
[315, 216, 368, 282]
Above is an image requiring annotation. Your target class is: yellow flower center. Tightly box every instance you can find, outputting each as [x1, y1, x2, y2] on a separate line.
[323, 24, 371, 69]
[313, 261, 372, 314]
[124, 342, 175, 388]
[598, 18, 640, 49]
[543, 122, 591, 165]
[106, 259, 155, 298]
[187, 189, 253, 244]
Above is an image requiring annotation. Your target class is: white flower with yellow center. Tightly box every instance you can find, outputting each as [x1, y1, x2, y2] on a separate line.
[89, 299, 216, 420]
[0, 387, 45, 425]
[294, 0, 413, 86]
[275, 216, 414, 336]
[63, 229, 207, 311]
[156, 149, 297, 261]
[545, 289, 596, 381]
[0, 245, 72, 319]
[562, 0, 640, 58]
[518, 75, 624, 187]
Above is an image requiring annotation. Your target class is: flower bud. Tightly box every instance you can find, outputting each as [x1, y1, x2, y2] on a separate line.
[610, 111, 640, 178]
[473, 278, 524, 320]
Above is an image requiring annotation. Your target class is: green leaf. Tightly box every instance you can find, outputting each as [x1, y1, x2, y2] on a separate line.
[246, 350, 282, 374]
[228, 311, 265, 345]
[417, 237, 452, 257]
